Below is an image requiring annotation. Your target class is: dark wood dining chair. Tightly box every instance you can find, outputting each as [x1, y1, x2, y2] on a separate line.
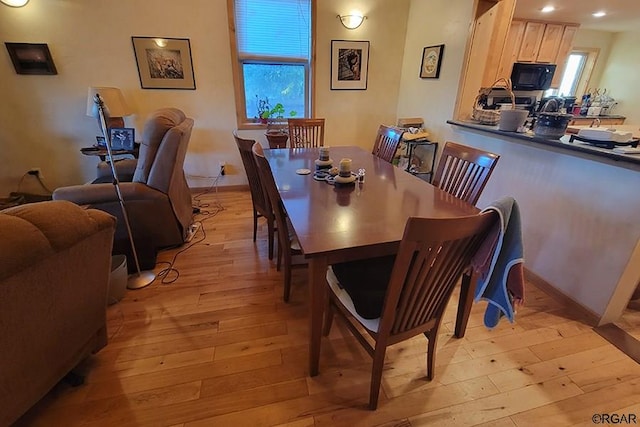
[252, 142, 305, 302]
[371, 125, 403, 163]
[287, 118, 325, 148]
[431, 141, 500, 339]
[322, 211, 497, 409]
[233, 131, 275, 260]
[432, 141, 500, 206]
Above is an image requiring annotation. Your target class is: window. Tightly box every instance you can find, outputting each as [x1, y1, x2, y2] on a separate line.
[229, 0, 314, 127]
[558, 53, 587, 96]
[544, 48, 599, 99]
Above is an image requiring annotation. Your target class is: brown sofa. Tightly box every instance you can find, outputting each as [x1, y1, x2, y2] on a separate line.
[0, 200, 116, 426]
[53, 108, 195, 272]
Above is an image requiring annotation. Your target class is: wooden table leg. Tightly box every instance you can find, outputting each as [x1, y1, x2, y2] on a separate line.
[308, 256, 328, 376]
[454, 272, 475, 338]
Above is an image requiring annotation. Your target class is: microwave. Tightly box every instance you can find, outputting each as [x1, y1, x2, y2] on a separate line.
[510, 63, 556, 91]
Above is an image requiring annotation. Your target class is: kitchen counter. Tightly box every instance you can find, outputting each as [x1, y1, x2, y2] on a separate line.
[447, 118, 640, 327]
[447, 119, 640, 170]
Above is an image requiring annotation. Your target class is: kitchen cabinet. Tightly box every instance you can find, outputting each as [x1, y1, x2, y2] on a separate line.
[497, 19, 579, 87]
[551, 25, 579, 87]
[517, 22, 545, 62]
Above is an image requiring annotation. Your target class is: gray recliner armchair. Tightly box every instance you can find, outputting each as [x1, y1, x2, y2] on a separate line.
[53, 108, 194, 271]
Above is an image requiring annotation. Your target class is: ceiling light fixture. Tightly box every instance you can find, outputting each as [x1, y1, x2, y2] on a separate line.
[337, 14, 367, 30]
[541, 6, 555, 13]
[592, 11, 606, 18]
[0, 0, 29, 7]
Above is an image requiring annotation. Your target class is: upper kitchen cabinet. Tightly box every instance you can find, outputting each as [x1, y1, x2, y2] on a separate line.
[497, 19, 579, 87]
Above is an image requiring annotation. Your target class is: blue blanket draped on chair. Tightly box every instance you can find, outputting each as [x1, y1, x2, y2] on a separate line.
[473, 196, 525, 329]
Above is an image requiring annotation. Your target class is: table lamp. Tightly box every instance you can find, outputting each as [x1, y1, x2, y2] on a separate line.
[86, 87, 132, 130]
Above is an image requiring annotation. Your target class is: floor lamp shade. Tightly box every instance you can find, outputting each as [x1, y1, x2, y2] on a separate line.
[86, 87, 131, 128]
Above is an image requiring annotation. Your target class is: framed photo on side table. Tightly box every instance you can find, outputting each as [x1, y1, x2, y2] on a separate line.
[109, 128, 135, 151]
[420, 44, 444, 79]
[331, 40, 369, 90]
[131, 36, 196, 89]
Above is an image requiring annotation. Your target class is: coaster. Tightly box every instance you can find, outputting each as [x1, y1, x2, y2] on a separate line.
[296, 168, 311, 175]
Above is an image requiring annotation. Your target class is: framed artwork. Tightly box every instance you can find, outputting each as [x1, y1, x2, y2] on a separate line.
[109, 127, 135, 150]
[331, 40, 369, 90]
[5, 42, 57, 75]
[420, 44, 445, 79]
[131, 37, 196, 90]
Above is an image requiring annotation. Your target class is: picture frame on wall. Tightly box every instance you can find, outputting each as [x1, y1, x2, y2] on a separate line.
[331, 40, 369, 90]
[131, 37, 196, 90]
[5, 42, 58, 75]
[420, 44, 445, 79]
[109, 127, 135, 151]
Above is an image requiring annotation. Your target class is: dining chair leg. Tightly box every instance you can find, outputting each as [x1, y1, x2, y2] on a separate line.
[369, 346, 387, 410]
[426, 326, 440, 380]
[267, 220, 275, 260]
[276, 240, 282, 271]
[454, 272, 474, 338]
[283, 257, 292, 302]
[252, 209, 258, 242]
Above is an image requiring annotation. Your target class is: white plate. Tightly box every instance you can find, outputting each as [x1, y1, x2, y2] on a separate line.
[296, 168, 311, 175]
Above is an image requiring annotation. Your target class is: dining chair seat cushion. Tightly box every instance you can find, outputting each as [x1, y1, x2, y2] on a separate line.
[329, 255, 396, 320]
[327, 267, 380, 332]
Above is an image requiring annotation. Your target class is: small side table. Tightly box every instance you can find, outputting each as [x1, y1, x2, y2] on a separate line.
[400, 135, 438, 183]
[80, 144, 139, 161]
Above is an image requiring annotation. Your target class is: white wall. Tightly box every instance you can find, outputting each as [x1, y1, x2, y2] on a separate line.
[0, 0, 410, 196]
[598, 31, 640, 124]
[396, 0, 474, 143]
[572, 28, 614, 91]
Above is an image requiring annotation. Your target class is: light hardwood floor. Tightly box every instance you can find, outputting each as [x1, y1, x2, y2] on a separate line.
[17, 190, 640, 426]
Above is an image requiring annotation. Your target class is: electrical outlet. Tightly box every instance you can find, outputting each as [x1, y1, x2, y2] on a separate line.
[27, 168, 42, 177]
[219, 161, 226, 176]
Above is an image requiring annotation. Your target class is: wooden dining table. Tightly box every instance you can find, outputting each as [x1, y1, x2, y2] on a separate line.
[264, 146, 480, 376]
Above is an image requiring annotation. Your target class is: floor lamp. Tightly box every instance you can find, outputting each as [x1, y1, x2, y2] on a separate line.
[91, 92, 156, 289]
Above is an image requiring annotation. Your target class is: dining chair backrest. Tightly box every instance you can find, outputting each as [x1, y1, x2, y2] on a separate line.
[288, 118, 325, 148]
[371, 125, 403, 163]
[233, 131, 275, 258]
[431, 141, 500, 205]
[252, 142, 301, 301]
[323, 210, 497, 409]
[381, 212, 496, 337]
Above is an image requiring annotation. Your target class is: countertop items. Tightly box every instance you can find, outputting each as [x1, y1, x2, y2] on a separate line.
[447, 120, 640, 169]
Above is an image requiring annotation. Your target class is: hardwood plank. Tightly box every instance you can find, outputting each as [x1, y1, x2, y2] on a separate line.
[510, 378, 640, 427]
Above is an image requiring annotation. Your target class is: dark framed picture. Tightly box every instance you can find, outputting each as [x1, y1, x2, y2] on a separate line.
[131, 36, 196, 90]
[331, 40, 369, 90]
[5, 42, 57, 75]
[420, 44, 445, 79]
[96, 136, 106, 148]
[109, 128, 135, 150]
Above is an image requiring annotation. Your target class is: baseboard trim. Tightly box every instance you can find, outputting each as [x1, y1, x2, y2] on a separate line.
[594, 323, 640, 364]
[524, 268, 600, 326]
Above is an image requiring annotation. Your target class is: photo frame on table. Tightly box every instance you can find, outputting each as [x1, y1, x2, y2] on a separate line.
[131, 36, 196, 90]
[420, 44, 444, 79]
[109, 127, 135, 151]
[331, 40, 369, 90]
[5, 42, 57, 75]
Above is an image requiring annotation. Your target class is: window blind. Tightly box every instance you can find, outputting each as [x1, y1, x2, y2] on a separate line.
[235, 0, 310, 59]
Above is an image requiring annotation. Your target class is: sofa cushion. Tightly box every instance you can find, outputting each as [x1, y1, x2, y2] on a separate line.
[0, 200, 116, 281]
